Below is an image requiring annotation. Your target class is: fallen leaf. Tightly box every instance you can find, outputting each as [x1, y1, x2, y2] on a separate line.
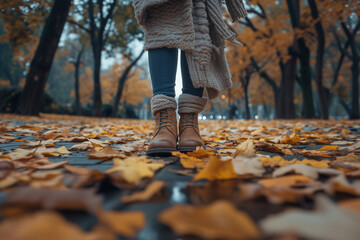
[333, 153, 360, 164]
[260, 194, 360, 240]
[317, 145, 339, 151]
[88, 146, 127, 161]
[158, 200, 260, 240]
[69, 141, 94, 151]
[0, 211, 104, 240]
[193, 156, 238, 181]
[235, 139, 256, 156]
[172, 152, 208, 169]
[259, 175, 314, 188]
[5, 187, 103, 213]
[64, 165, 104, 188]
[239, 183, 312, 204]
[231, 154, 265, 177]
[121, 181, 165, 203]
[298, 149, 332, 158]
[273, 164, 342, 179]
[97, 210, 146, 238]
[106, 157, 165, 185]
[280, 133, 301, 145]
[339, 198, 360, 213]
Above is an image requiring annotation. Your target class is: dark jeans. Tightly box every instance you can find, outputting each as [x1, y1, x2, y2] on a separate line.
[148, 48, 203, 98]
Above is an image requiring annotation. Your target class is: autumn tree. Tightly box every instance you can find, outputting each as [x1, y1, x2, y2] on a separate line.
[0, 0, 51, 87]
[17, 0, 72, 115]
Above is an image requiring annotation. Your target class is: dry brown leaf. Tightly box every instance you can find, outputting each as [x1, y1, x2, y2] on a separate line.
[64, 165, 104, 188]
[324, 174, 360, 196]
[158, 200, 260, 240]
[259, 156, 330, 168]
[88, 146, 127, 161]
[339, 198, 360, 213]
[259, 175, 314, 188]
[193, 156, 238, 181]
[0, 211, 103, 240]
[256, 142, 293, 155]
[0, 160, 15, 179]
[172, 152, 208, 169]
[333, 153, 360, 164]
[280, 133, 301, 145]
[19, 139, 57, 148]
[97, 210, 145, 238]
[231, 154, 265, 177]
[239, 183, 312, 204]
[273, 164, 342, 179]
[339, 142, 360, 151]
[69, 141, 94, 151]
[260, 195, 360, 240]
[235, 139, 256, 156]
[5, 187, 103, 213]
[298, 149, 332, 158]
[121, 181, 165, 203]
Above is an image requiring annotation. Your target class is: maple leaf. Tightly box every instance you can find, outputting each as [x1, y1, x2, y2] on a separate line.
[106, 157, 165, 185]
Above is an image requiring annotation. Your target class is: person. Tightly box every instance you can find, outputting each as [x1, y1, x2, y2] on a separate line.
[133, 0, 247, 155]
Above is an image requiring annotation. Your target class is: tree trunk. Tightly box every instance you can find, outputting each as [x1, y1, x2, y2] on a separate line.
[297, 40, 315, 118]
[244, 83, 250, 120]
[278, 46, 297, 119]
[17, 0, 72, 115]
[287, 0, 315, 119]
[350, 43, 359, 119]
[92, 48, 103, 117]
[73, 48, 83, 115]
[308, 0, 328, 119]
[111, 49, 145, 117]
[250, 57, 279, 117]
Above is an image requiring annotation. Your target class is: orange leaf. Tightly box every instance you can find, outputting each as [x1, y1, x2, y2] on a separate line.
[193, 156, 238, 181]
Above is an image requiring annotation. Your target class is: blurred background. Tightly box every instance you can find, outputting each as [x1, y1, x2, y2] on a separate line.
[0, 0, 358, 120]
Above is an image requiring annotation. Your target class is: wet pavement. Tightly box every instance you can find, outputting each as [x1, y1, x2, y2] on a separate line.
[0, 116, 358, 240]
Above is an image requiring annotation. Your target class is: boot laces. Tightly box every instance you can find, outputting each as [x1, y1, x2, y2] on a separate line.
[156, 109, 174, 130]
[181, 113, 197, 129]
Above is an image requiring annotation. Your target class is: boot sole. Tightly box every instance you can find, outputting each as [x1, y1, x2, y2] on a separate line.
[146, 148, 177, 156]
[178, 146, 206, 153]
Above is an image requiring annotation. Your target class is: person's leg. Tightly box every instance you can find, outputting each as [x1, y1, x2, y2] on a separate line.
[147, 47, 178, 155]
[148, 47, 178, 97]
[180, 50, 203, 97]
[178, 50, 207, 152]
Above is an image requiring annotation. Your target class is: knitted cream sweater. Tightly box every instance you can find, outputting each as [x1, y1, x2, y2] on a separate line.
[133, 0, 247, 100]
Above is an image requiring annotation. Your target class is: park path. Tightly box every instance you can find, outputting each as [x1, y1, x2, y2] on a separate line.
[0, 114, 360, 240]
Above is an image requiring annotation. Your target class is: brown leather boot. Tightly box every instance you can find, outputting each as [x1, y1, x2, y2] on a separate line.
[178, 112, 204, 152]
[146, 108, 178, 155]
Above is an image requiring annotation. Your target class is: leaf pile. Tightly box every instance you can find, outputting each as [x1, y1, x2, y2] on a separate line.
[1, 114, 360, 239]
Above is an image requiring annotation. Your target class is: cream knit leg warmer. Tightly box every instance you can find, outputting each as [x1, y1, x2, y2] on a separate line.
[150, 94, 177, 115]
[178, 93, 208, 114]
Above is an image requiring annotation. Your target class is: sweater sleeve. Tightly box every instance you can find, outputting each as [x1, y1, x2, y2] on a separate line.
[225, 0, 248, 22]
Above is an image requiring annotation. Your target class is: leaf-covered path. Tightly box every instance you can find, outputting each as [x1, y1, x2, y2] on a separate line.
[0, 113, 360, 240]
